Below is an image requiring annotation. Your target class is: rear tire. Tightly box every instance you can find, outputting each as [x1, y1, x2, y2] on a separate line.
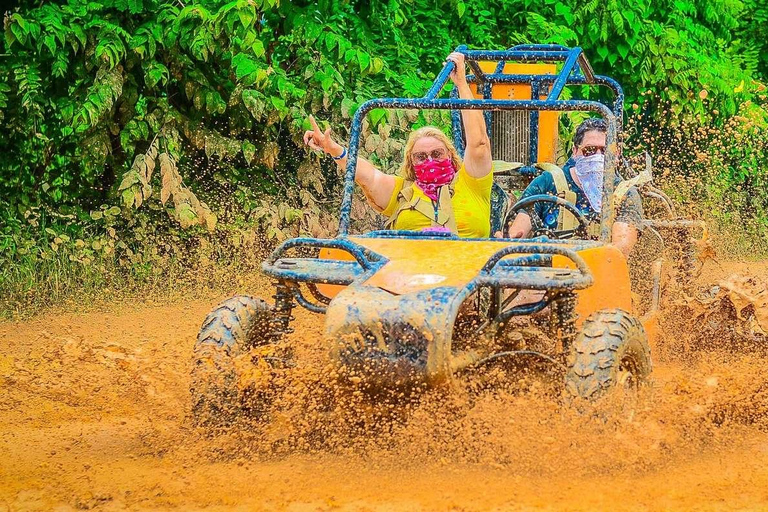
[190, 295, 278, 426]
[565, 309, 652, 400]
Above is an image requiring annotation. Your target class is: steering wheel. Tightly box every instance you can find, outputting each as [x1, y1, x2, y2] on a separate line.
[503, 194, 590, 240]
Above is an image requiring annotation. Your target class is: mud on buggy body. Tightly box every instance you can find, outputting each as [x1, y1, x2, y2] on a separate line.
[191, 46, 700, 421]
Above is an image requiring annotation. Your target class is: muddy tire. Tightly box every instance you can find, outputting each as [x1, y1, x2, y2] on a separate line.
[190, 295, 277, 427]
[564, 309, 652, 400]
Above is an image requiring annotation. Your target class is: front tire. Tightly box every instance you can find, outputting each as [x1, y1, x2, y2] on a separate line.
[190, 295, 279, 426]
[565, 309, 652, 400]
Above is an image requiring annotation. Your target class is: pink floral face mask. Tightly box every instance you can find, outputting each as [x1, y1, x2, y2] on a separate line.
[413, 158, 457, 201]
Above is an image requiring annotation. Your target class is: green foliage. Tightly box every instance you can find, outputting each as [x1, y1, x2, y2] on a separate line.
[2, 0, 764, 224]
[0, 203, 267, 318]
[1, 0, 767, 314]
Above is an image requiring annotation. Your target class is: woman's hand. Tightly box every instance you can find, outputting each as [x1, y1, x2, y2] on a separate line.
[446, 50, 491, 179]
[446, 51, 468, 87]
[302, 116, 395, 212]
[303, 115, 344, 157]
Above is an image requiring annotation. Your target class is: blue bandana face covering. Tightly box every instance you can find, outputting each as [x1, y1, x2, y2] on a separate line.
[573, 154, 605, 212]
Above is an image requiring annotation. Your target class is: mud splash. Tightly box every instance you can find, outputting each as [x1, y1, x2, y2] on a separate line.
[2, 262, 768, 511]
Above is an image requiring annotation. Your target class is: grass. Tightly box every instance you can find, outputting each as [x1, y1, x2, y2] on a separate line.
[0, 233, 271, 321]
[2, 188, 767, 321]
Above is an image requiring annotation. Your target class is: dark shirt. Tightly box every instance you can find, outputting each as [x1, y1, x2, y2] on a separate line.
[518, 158, 644, 231]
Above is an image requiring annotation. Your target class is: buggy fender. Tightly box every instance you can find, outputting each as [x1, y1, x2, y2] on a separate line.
[553, 245, 633, 325]
[315, 248, 355, 299]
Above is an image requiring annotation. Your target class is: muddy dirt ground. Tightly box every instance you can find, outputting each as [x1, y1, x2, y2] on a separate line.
[2, 260, 768, 511]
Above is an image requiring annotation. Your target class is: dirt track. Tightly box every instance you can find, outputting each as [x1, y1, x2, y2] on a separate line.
[2, 262, 768, 511]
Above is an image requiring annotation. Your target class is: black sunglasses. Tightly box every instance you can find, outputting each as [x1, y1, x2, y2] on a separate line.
[580, 145, 606, 157]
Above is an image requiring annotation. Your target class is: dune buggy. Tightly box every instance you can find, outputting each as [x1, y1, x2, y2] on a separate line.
[190, 45, 703, 422]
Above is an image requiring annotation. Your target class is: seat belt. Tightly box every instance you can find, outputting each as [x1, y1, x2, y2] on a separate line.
[535, 163, 579, 232]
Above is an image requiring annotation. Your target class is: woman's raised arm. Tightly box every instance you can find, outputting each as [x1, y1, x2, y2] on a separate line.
[446, 52, 492, 179]
[303, 115, 396, 211]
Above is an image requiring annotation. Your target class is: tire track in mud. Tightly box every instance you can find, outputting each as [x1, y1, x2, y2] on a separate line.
[2, 262, 768, 511]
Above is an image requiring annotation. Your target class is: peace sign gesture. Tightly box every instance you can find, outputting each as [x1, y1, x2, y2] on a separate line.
[303, 115, 344, 157]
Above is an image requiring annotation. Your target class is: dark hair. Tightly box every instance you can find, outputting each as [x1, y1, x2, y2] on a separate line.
[573, 117, 607, 147]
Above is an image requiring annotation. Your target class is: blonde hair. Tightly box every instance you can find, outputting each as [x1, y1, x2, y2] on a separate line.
[398, 126, 463, 181]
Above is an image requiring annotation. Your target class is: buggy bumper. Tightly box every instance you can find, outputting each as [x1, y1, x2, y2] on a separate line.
[262, 234, 595, 295]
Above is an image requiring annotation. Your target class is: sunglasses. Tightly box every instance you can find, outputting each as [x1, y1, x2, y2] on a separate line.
[580, 145, 606, 157]
[412, 148, 448, 165]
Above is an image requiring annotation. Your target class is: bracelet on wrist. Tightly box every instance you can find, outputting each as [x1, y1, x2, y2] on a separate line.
[332, 147, 347, 160]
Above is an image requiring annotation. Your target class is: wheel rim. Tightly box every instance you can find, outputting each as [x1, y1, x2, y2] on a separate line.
[617, 357, 639, 390]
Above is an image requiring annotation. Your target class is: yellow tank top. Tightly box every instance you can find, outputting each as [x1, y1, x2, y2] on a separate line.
[381, 164, 493, 238]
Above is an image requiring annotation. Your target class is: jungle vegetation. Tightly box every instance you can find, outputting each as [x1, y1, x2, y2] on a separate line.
[2, 0, 767, 316]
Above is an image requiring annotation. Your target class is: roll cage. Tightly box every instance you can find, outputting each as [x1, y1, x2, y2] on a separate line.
[339, 44, 625, 243]
[263, 45, 628, 315]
